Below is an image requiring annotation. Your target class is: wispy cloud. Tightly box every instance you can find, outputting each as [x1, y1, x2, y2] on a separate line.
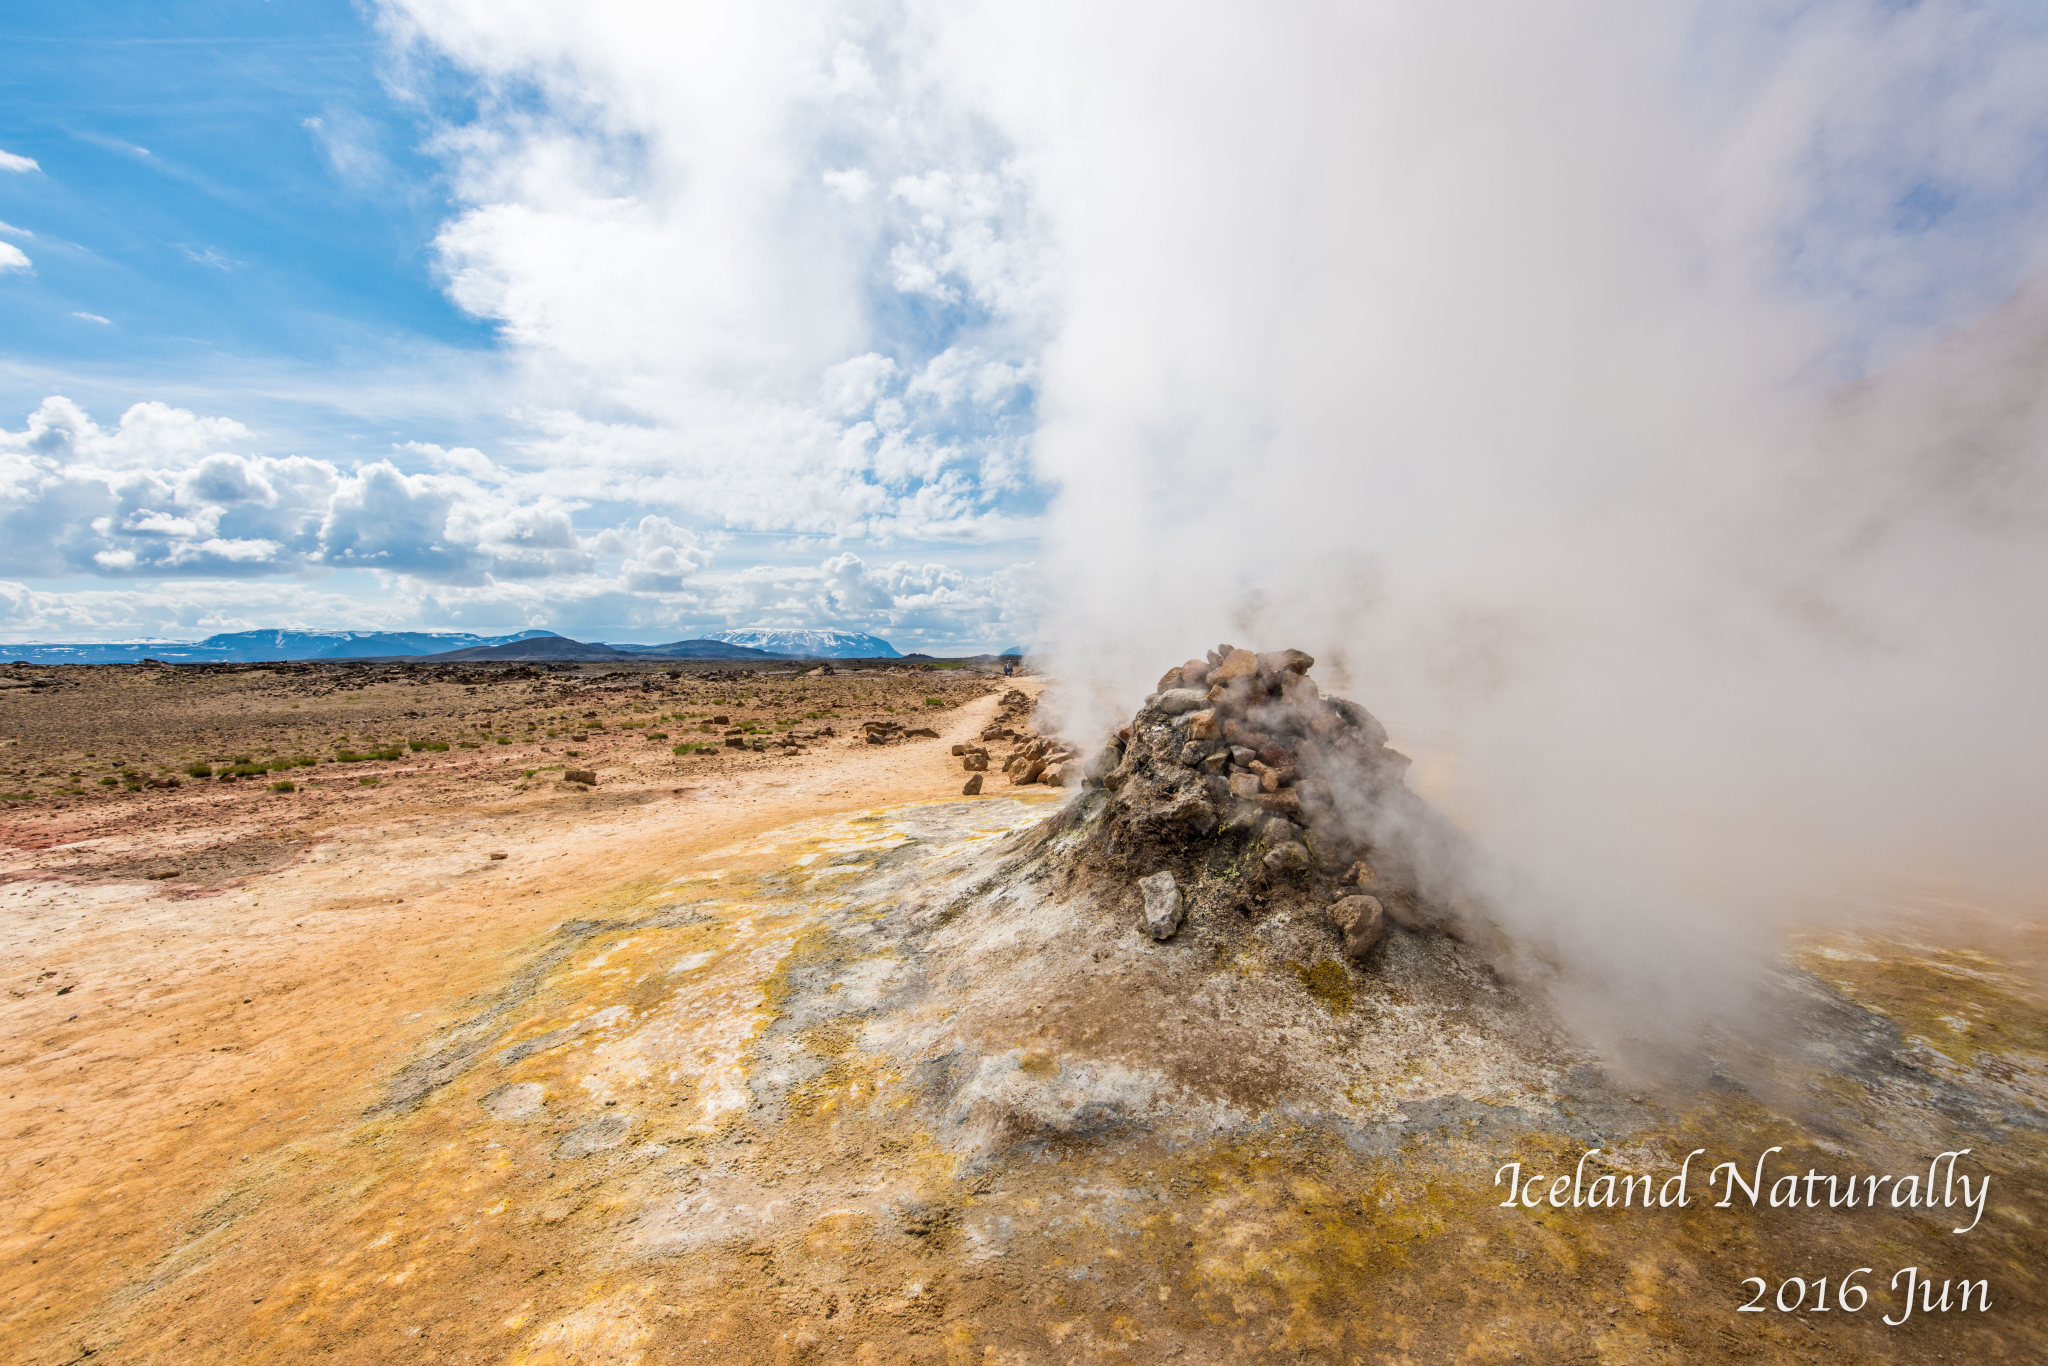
[178, 244, 239, 271]
[0, 242, 32, 274]
[70, 312, 112, 325]
[0, 149, 39, 174]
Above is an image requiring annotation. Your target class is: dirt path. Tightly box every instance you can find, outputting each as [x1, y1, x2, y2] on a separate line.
[0, 679, 1045, 1364]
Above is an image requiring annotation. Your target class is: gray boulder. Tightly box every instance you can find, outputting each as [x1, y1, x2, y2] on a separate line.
[1332, 894, 1385, 960]
[1139, 870, 1184, 940]
[1148, 688, 1211, 715]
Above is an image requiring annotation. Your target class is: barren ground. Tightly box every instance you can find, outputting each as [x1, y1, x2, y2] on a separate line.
[2, 661, 2044, 1365]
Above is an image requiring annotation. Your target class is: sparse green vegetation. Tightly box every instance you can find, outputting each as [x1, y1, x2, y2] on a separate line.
[409, 740, 449, 752]
[185, 761, 214, 779]
[270, 780, 296, 792]
[336, 747, 403, 763]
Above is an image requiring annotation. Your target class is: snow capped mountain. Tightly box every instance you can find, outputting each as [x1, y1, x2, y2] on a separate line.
[1, 629, 562, 665]
[702, 628, 901, 659]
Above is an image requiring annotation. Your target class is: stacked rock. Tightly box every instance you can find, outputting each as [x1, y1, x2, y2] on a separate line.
[1076, 645, 1463, 962]
[956, 688, 1079, 792]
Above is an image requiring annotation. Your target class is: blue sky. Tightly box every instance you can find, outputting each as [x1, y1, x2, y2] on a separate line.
[0, 0, 1047, 651]
[2, 0, 2043, 663]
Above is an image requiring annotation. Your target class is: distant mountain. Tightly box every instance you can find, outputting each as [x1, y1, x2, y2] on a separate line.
[0, 628, 560, 665]
[406, 636, 790, 663]
[608, 639, 788, 660]
[702, 628, 899, 659]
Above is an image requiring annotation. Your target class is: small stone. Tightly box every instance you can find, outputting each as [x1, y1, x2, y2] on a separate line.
[1256, 789, 1303, 815]
[951, 743, 966, 756]
[1255, 649, 1315, 683]
[1262, 841, 1310, 875]
[1181, 657, 1211, 686]
[905, 727, 939, 739]
[1012, 758, 1047, 785]
[1231, 746, 1257, 767]
[1341, 859, 1374, 886]
[1260, 814, 1301, 844]
[1185, 708, 1221, 740]
[1199, 751, 1228, 774]
[726, 737, 747, 748]
[963, 752, 989, 772]
[1139, 870, 1183, 940]
[710, 715, 730, 724]
[564, 768, 598, 785]
[1227, 772, 1261, 800]
[1042, 763, 1069, 787]
[1178, 741, 1206, 767]
[962, 773, 984, 795]
[1331, 895, 1385, 960]
[488, 851, 508, 860]
[1379, 893, 1434, 933]
[1150, 688, 1210, 716]
[1084, 742, 1123, 782]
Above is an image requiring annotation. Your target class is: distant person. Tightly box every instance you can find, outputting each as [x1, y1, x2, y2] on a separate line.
[1002, 658, 1014, 676]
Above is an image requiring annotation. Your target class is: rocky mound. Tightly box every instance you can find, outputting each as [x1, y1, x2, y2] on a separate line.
[1063, 644, 1495, 969]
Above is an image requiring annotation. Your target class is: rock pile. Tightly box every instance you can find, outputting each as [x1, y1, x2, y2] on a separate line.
[953, 688, 1081, 795]
[1062, 646, 1485, 968]
[863, 719, 940, 745]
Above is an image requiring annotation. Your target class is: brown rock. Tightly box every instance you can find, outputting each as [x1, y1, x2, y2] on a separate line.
[564, 768, 598, 785]
[1012, 758, 1047, 785]
[1331, 895, 1384, 960]
[1208, 648, 1259, 684]
[1181, 657, 1211, 686]
[961, 773, 984, 796]
[1341, 859, 1374, 887]
[1256, 649, 1315, 684]
[1256, 789, 1303, 815]
[950, 743, 966, 756]
[1084, 742, 1123, 783]
[1262, 841, 1310, 875]
[1186, 708, 1220, 740]
[710, 715, 730, 725]
[905, 727, 939, 739]
[963, 753, 988, 772]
